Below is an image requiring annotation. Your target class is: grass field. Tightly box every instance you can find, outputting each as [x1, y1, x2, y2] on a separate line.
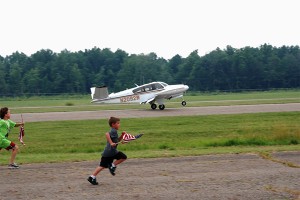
[0, 89, 299, 113]
[0, 112, 299, 165]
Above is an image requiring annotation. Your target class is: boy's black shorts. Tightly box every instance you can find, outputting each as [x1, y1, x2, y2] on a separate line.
[100, 151, 127, 168]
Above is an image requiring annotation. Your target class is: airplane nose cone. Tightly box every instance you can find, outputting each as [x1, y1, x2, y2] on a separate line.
[184, 85, 189, 91]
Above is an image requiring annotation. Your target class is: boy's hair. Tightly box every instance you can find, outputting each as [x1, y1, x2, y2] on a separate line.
[0, 107, 8, 119]
[108, 117, 120, 127]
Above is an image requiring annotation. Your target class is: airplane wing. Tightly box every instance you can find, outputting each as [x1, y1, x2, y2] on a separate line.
[139, 93, 157, 104]
[145, 97, 156, 104]
[139, 94, 166, 105]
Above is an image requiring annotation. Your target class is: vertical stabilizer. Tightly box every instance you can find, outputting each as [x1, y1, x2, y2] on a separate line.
[90, 86, 109, 100]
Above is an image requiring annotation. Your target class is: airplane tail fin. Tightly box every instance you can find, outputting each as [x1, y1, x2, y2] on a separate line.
[90, 86, 109, 100]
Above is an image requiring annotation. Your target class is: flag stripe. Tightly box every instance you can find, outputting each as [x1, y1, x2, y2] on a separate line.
[19, 126, 25, 145]
[122, 132, 143, 143]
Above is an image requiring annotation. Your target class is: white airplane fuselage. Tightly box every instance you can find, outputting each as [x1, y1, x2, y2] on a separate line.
[91, 82, 189, 110]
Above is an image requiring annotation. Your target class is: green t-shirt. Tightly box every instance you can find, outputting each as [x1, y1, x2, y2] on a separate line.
[0, 119, 16, 148]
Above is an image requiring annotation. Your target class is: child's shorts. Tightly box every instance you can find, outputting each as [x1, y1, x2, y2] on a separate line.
[0, 141, 16, 151]
[100, 151, 127, 168]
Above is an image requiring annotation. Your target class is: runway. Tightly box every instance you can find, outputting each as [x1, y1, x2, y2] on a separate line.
[11, 103, 300, 122]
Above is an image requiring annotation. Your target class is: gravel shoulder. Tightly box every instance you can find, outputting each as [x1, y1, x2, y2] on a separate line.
[1, 152, 299, 200]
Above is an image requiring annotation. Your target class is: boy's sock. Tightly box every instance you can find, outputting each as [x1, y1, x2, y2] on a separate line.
[109, 163, 116, 176]
[87, 175, 99, 185]
[90, 175, 96, 179]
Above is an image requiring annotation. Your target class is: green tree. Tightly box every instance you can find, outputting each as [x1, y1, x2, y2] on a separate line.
[0, 61, 8, 95]
[176, 50, 200, 87]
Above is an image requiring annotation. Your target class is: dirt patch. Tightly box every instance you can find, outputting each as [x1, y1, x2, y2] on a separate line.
[1, 152, 299, 200]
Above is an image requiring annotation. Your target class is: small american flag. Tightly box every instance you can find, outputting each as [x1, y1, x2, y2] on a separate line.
[19, 126, 25, 145]
[121, 132, 143, 143]
[19, 114, 25, 145]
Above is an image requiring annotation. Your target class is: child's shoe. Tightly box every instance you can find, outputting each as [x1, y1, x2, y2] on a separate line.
[109, 165, 116, 176]
[87, 176, 98, 185]
[8, 163, 19, 169]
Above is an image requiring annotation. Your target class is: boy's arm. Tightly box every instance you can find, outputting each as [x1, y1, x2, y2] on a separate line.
[15, 122, 24, 127]
[105, 132, 117, 147]
[118, 132, 125, 142]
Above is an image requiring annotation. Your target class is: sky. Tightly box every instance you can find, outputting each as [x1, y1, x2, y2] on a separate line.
[1, 0, 299, 59]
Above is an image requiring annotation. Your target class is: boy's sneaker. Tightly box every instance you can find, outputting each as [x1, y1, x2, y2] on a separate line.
[87, 176, 98, 185]
[109, 165, 116, 176]
[8, 163, 19, 169]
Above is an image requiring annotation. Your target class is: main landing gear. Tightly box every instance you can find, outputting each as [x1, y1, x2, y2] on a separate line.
[151, 103, 165, 110]
[151, 103, 157, 110]
[159, 104, 165, 110]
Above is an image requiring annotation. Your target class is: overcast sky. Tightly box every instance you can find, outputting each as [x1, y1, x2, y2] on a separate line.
[1, 0, 299, 59]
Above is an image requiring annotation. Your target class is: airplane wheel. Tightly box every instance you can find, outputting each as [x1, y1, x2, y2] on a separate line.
[159, 104, 165, 110]
[182, 101, 187, 106]
[151, 104, 157, 110]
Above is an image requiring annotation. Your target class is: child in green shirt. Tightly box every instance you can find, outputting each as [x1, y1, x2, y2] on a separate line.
[0, 107, 24, 169]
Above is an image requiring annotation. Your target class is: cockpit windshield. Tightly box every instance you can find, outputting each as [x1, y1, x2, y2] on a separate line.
[132, 82, 167, 94]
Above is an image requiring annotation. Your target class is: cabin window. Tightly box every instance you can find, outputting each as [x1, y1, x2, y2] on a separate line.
[133, 86, 150, 93]
[132, 82, 166, 94]
[160, 82, 168, 87]
[132, 87, 142, 93]
[151, 84, 156, 90]
[144, 85, 152, 91]
[155, 83, 164, 89]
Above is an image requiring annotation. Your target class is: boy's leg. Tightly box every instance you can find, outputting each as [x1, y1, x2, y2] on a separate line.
[113, 152, 127, 166]
[88, 156, 110, 185]
[109, 152, 127, 175]
[88, 166, 104, 185]
[5, 142, 19, 169]
[92, 166, 105, 177]
[10, 144, 19, 164]
[113, 158, 126, 166]
[109, 158, 126, 175]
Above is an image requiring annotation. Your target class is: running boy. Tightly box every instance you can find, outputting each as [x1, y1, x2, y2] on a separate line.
[88, 117, 127, 185]
[0, 107, 24, 169]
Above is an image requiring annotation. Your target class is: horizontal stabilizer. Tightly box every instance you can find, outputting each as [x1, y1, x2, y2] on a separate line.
[90, 86, 109, 100]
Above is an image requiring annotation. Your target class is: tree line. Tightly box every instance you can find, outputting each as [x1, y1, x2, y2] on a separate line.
[0, 44, 299, 96]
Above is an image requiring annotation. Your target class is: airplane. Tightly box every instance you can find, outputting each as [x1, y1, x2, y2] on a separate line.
[90, 81, 189, 110]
